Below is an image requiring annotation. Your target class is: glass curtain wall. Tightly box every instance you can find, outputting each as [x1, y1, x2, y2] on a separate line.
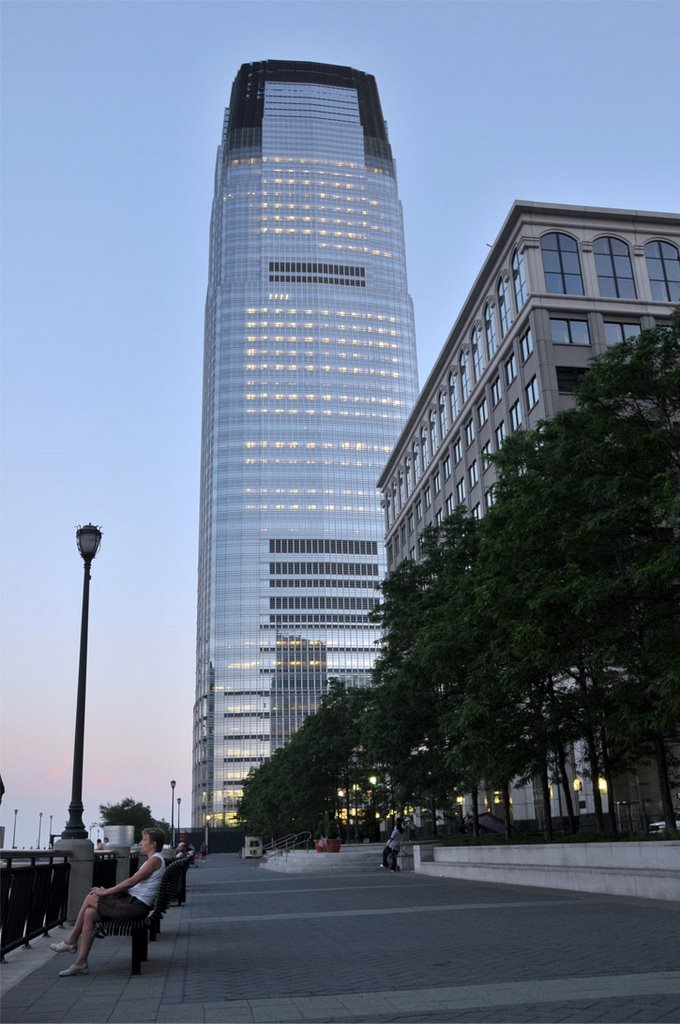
[194, 62, 419, 825]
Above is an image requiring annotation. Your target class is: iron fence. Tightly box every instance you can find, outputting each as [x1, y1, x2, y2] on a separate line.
[0, 852, 70, 960]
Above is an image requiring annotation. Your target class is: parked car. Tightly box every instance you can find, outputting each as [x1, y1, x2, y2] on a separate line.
[647, 820, 680, 833]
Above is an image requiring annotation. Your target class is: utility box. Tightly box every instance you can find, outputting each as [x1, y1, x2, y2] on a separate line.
[242, 836, 263, 858]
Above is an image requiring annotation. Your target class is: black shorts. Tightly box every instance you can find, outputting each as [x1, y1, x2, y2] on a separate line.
[97, 893, 149, 921]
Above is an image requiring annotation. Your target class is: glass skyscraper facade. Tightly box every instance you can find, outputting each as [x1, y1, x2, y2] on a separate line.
[194, 61, 419, 825]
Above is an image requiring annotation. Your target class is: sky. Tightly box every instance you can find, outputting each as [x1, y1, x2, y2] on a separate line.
[1, 0, 679, 849]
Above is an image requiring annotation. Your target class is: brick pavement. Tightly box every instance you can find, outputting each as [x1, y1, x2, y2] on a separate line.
[1, 852, 679, 1023]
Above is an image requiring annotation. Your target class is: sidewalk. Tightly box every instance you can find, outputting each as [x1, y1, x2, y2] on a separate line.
[1, 852, 679, 1023]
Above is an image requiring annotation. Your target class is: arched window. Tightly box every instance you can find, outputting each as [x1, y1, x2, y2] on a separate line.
[405, 456, 412, 496]
[540, 232, 584, 294]
[438, 391, 448, 439]
[398, 471, 405, 507]
[471, 326, 485, 382]
[497, 278, 511, 337]
[594, 237, 636, 298]
[429, 409, 439, 455]
[386, 492, 392, 528]
[484, 303, 497, 361]
[413, 441, 421, 482]
[460, 350, 471, 401]
[645, 240, 680, 301]
[448, 371, 459, 420]
[421, 427, 430, 469]
[512, 248, 527, 308]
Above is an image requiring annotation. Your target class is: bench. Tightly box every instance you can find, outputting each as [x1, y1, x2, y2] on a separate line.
[95, 857, 189, 975]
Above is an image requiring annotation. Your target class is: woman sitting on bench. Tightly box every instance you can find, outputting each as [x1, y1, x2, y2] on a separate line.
[51, 827, 166, 977]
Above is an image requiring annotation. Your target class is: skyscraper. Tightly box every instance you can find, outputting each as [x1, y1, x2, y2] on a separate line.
[194, 61, 419, 826]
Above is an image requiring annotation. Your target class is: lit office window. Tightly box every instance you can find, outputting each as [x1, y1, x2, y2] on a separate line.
[540, 232, 584, 295]
[594, 237, 636, 299]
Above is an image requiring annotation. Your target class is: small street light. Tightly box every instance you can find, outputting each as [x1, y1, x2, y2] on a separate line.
[205, 814, 211, 854]
[176, 797, 181, 838]
[62, 524, 102, 840]
[12, 809, 18, 848]
[37, 811, 43, 849]
[170, 780, 176, 847]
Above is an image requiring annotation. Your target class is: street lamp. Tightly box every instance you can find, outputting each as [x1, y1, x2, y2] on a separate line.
[176, 797, 181, 838]
[37, 811, 43, 849]
[62, 524, 103, 840]
[12, 809, 18, 848]
[205, 814, 211, 854]
[170, 780, 176, 847]
[49, 815, 53, 847]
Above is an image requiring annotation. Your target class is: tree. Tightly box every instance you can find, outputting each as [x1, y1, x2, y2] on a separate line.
[99, 798, 170, 843]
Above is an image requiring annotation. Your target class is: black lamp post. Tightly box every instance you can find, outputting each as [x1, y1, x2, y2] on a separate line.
[170, 780, 176, 846]
[62, 524, 102, 840]
[12, 809, 18, 848]
[176, 797, 181, 838]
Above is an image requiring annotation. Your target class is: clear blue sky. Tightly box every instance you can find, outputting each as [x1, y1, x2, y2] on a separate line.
[1, 0, 678, 848]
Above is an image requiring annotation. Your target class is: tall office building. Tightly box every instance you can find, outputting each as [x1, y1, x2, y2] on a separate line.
[194, 61, 419, 825]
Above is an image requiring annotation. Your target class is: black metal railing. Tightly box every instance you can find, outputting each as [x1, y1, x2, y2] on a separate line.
[92, 852, 117, 888]
[0, 852, 71, 961]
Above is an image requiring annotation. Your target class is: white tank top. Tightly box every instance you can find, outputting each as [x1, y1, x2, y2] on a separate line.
[129, 852, 166, 906]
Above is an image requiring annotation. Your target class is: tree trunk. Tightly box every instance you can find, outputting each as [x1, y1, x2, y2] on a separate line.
[540, 766, 553, 842]
[471, 790, 480, 837]
[599, 725, 618, 834]
[652, 731, 678, 831]
[584, 727, 605, 831]
[431, 795, 438, 838]
[502, 782, 512, 840]
[556, 744, 578, 833]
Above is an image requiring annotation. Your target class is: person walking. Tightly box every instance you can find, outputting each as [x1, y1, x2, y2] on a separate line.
[381, 817, 404, 871]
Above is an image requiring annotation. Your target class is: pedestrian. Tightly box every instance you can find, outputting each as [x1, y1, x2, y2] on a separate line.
[380, 817, 404, 871]
[50, 827, 166, 977]
[200, 840, 208, 860]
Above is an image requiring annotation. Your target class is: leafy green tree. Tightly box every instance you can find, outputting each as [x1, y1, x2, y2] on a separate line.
[99, 797, 170, 843]
[237, 680, 371, 837]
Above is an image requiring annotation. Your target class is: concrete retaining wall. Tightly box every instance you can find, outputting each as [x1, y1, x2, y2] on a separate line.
[414, 841, 680, 901]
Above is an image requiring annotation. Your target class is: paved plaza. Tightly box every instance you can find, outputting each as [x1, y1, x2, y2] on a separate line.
[1, 853, 679, 1023]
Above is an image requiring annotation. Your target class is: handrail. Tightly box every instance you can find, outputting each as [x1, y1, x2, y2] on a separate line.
[264, 831, 312, 854]
[0, 850, 71, 961]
